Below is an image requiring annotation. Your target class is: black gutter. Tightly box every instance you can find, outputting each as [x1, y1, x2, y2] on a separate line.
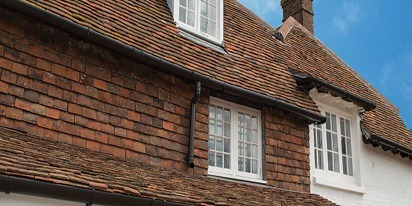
[363, 135, 412, 161]
[186, 82, 201, 168]
[295, 76, 376, 111]
[0, 0, 326, 124]
[0, 174, 191, 206]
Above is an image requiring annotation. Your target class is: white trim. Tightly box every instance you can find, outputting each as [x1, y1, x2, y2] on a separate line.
[313, 176, 366, 194]
[208, 97, 263, 182]
[171, 0, 224, 45]
[309, 88, 363, 192]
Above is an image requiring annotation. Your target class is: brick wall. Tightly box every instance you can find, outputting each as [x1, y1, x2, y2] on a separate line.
[0, 7, 310, 192]
[265, 109, 311, 192]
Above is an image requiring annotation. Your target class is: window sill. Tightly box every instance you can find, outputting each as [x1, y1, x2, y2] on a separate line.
[313, 176, 366, 194]
[208, 173, 267, 186]
[208, 171, 266, 185]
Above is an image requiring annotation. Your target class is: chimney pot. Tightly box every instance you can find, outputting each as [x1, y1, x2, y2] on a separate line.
[281, 0, 314, 34]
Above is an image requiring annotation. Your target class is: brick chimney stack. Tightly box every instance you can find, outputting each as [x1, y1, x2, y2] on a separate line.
[281, 0, 314, 34]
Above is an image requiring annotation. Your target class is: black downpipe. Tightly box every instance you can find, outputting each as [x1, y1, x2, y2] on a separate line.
[0, 175, 190, 206]
[187, 82, 201, 168]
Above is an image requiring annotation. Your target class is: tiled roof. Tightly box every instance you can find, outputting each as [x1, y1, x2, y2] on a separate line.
[280, 19, 412, 151]
[0, 127, 336, 205]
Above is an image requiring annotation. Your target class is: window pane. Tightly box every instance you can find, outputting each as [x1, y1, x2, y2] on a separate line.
[333, 153, 340, 172]
[245, 114, 251, 127]
[332, 134, 338, 152]
[216, 153, 223, 167]
[342, 137, 346, 155]
[179, 7, 186, 23]
[208, 151, 215, 166]
[252, 130, 258, 144]
[209, 135, 215, 150]
[216, 107, 223, 120]
[327, 132, 332, 150]
[252, 116, 258, 129]
[216, 137, 223, 151]
[216, 121, 223, 136]
[325, 113, 331, 130]
[238, 157, 244, 171]
[209, 21, 216, 37]
[238, 113, 244, 126]
[188, 0, 195, 10]
[209, 106, 215, 119]
[348, 157, 353, 176]
[245, 143, 251, 157]
[252, 160, 258, 174]
[210, 0, 217, 6]
[200, 17, 207, 33]
[343, 156, 348, 175]
[317, 150, 324, 170]
[187, 11, 195, 27]
[224, 154, 230, 169]
[224, 138, 230, 153]
[331, 114, 337, 132]
[180, 0, 187, 7]
[252, 145, 258, 158]
[327, 152, 333, 171]
[209, 5, 217, 21]
[223, 109, 230, 122]
[346, 119, 351, 137]
[245, 128, 251, 142]
[245, 158, 251, 173]
[315, 149, 318, 168]
[238, 126, 243, 141]
[317, 131, 322, 148]
[209, 119, 215, 134]
[347, 139, 352, 156]
[238, 142, 244, 155]
[200, 0, 208, 16]
[224, 122, 230, 137]
[340, 118, 345, 136]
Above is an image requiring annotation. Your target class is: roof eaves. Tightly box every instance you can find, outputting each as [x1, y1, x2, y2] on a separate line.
[291, 70, 376, 111]
[363, 134, 412, 161]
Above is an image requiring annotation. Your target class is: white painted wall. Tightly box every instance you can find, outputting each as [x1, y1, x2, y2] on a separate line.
[311, 142, 412, 206]
[0, 193, 83, 206]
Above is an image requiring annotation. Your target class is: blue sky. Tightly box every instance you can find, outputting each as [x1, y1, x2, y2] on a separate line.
[239, 0, 412, 129]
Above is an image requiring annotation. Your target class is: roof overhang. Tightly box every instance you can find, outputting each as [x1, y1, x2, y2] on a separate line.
[292, 71, 376, 111]
[363, 134, 412, 161]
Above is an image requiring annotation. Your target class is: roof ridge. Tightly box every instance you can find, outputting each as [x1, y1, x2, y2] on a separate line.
[290, 23, 399, 113]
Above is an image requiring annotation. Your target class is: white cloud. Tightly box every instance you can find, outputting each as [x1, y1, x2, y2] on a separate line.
[333, 2, 361, 33]
[238, 0, 278, 18]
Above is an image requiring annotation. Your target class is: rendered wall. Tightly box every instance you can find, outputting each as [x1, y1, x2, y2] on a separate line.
[311, 140, 412, 205]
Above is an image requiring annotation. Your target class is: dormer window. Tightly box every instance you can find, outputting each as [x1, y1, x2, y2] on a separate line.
[168, 0, 224, 44]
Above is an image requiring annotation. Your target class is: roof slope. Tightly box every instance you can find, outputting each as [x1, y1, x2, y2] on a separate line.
[281, 19, 412, 151]
[0, 127, 336, 205]
[15, 1, 411, 151]
[22, 0, 319, 114]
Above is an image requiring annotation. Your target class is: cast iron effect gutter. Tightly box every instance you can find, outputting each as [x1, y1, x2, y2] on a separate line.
[363, 135, 412, 161]
[295, 76, 376, 111]
[0, 174, 191, 206]
[0, 0, 326, 125]
[186, 82, 201, 168]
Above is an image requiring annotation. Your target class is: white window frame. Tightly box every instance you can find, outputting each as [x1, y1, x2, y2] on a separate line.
[168, 0, 224, 44]
[208, 97, 264, 183]
[309, 89, 365, 193]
